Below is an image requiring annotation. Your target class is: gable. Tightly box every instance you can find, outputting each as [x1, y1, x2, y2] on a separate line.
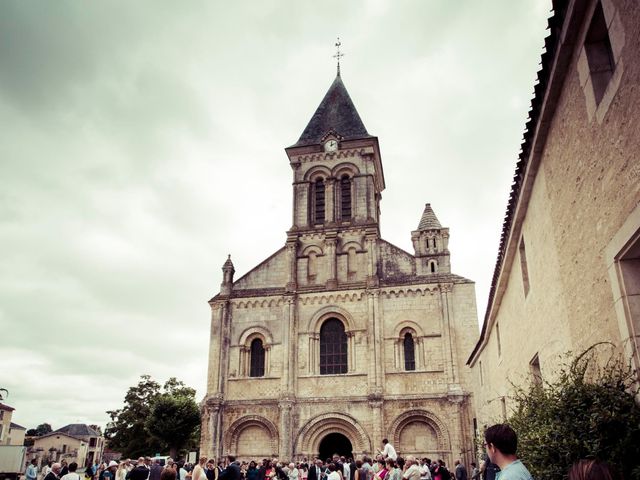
[232, 247, 288, 291]
[378, 240, 416, 280]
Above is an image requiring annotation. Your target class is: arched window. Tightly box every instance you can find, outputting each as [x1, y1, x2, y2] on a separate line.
[313, 179, 325, 225]
[404, 332, 416, 371]
[320, 319, 348, 375]
[429, 260, 438, 273]
[249, 338, 265, 377]
[340, 175, 352, 220]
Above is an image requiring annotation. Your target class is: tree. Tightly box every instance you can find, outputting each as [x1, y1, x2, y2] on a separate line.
[146, 395, 201, 458]
[35, 423, 52, 436]
[507, 345, 640, 480]
[106, 375, 200, 458]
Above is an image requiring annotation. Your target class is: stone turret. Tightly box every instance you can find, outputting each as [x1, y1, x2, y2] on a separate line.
[220, 254, 235, 296]
[411, 203, 451, 275]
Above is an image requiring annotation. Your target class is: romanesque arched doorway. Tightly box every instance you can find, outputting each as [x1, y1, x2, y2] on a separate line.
[318, 433, 353, 460]
[295, 412, 371, 460]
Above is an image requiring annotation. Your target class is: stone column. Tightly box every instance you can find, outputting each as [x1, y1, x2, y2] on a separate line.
[278, 398, 294, 459]
[439, 284, 462, 394]
[326, 178, 336, 224]
[372, 291, 384, 390]
[368, 395, 384, 453]
[366, 292, 377, 389]
[365, 232, 379, 287]
[286, 237, 298, 292]
[219, 301, 232, 396]
[281, 298, 291, 391]
[204, 397, 223, 459]
[207, 302, 225, 394]
[326, 234, 338, 289]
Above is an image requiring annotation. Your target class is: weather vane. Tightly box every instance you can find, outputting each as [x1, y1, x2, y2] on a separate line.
[333, 37, 345, 76]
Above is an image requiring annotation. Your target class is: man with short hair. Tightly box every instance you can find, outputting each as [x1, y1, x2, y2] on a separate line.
[26, 459, 38, 480]
[454, 461, 466, 480]
[62, 462, 81, 480]
[483, 424, 532, 480]
[218, 456, 241, 480]
[380, 440, 397, 462]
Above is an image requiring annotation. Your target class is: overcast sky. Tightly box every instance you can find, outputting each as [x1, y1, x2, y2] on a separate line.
[1, 1, 551, 431]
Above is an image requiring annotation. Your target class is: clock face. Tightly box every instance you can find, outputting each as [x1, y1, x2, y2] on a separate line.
[324, 139, 338, 152]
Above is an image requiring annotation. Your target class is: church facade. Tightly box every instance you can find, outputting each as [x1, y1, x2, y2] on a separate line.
[201, 73, 479, 464]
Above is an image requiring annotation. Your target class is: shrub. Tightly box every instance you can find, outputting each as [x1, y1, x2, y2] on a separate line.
[508, 345, 640, 480]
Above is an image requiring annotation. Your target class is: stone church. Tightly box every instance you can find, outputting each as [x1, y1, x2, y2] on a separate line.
[201, 72, 479, 464]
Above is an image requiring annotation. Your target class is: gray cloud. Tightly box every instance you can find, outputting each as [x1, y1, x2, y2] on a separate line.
[1, 0, 552, 429]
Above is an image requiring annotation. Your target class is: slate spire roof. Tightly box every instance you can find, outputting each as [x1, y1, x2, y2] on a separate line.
[417, 203, 442, 230]
[292, 74, 372, 147]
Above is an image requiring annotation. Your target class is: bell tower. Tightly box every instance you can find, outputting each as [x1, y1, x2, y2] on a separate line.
[284, 73, 385, 290]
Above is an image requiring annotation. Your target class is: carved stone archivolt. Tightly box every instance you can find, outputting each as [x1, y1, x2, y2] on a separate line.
[294, 412, 372, 457]
[224, 415, 279, 456]
[389, 410, 450, 451]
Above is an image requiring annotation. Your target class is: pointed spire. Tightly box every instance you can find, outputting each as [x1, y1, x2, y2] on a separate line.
[417, 203, 442, 230]
[223, 254, 234, 271]
[292, 75, 371, 147]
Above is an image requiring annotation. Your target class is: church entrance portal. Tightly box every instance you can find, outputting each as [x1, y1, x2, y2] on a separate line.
[318, 433, 353, 460]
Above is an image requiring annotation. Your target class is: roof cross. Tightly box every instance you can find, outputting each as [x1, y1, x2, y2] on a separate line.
[333, 37, 345, 76]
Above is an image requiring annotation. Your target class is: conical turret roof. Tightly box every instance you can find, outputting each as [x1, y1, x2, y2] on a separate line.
[292, 74, 372, 147]
[417, 203, 442, 230]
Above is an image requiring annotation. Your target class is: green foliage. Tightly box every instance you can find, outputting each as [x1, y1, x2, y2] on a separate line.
[508, 345, 640, 480]
[106, 375, 200, 459]
[35, 423, 52, 436]
[146, 395, 201, 458]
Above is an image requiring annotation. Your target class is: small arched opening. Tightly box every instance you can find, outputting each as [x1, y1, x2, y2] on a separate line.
[318, 433, 353, 461]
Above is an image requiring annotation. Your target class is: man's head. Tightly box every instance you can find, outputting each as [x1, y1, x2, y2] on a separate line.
[315, 460, 323, 467]
[405, 456, 415, 467]
[454, 461, 460, 467]
[227, 456, 236, 465]
[483, 424, 518, 464]
[52, 464, 62, 475]
[382, 439, 388, 445]
[31, 459, 37, 466]
[69, 463, 78, 473]
[145, 458, 152, 466]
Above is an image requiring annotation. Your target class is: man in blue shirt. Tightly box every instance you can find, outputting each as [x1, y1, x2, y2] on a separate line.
[26, 460, 38, 480]
[483, 424, 532, 480]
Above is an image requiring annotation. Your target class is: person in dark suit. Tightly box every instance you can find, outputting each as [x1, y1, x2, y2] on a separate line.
[45, 463, 62, 480]
[307, 460, 323, 480]
[149, 461, 163, 480]
[127, 459, 151, 480]
[218, 457, 241, 480]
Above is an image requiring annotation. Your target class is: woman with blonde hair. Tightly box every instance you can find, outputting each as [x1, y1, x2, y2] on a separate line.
[116, 462, 128, 480]
[192, 458, 208, 480]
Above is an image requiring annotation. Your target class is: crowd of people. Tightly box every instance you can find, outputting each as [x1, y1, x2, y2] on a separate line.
[25, 424, 618, 480]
